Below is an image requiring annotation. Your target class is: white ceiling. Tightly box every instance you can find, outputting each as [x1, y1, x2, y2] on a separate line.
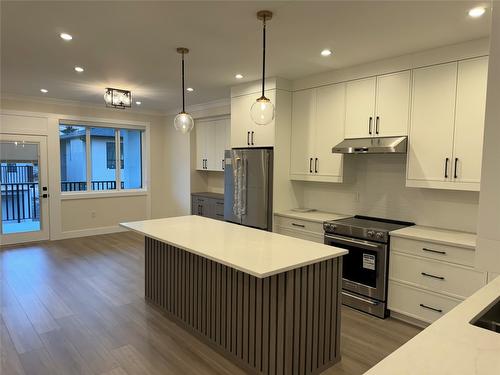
[1, 1, 491, 113]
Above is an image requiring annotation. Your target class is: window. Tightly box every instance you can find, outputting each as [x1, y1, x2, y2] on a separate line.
[106, 142, 123, 169]
[59, 123, 144, 192]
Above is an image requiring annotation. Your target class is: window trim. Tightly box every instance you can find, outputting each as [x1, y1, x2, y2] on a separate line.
[59, 122, 146, 195]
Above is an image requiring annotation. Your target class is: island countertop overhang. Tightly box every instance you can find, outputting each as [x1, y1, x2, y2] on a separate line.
[120, 215, 347, 278]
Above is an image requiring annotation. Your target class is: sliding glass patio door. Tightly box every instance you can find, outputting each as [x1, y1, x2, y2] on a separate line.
[0, 135, 49, 245]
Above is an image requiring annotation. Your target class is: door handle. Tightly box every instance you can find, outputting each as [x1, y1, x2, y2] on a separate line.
[315, 158, 318, 173]
[368, 116, 373, 135]
[444, 157, 449, 178]
[247, 131, 250, 146]
[375, 116, 380, 134]
[454, 158, 458, 179]
[309, 158, 313, 173]
[251, 131, 255, 145]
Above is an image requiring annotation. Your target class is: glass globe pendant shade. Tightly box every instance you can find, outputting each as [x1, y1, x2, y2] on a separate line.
[174, 112, 194, 134]
[250, 97, 275, 125]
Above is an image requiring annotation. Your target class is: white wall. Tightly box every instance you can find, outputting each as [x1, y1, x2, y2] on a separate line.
[476, 4, 500, 272]
[299, 155, 479, 232]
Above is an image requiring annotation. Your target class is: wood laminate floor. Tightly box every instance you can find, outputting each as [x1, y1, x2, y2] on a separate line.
[1, 232, 421, 375]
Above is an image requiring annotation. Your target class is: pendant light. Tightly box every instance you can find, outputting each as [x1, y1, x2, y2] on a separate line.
[173, 47, 194, 134]
[250, 10, 275, 126]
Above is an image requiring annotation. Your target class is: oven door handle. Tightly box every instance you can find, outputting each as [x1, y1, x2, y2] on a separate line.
[325, 234, 385, 250]
[342, 291, 379, 306]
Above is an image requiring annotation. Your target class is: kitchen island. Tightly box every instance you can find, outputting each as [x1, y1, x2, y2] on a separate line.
[121, 215, 347, 375]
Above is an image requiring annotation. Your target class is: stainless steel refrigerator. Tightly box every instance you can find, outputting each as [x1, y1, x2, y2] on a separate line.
[224, 149, 273, 230]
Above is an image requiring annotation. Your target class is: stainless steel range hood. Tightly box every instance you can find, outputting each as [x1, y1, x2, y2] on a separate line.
[332, 136, 407, 154]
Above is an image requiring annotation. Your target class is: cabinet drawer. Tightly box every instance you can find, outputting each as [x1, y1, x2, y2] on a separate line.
[276, 227, 324, 244]
[390, 252, 486, 299]
[213, 199, 224, 220]
[274, 216, 324, 235]
[388, 281, 461, 324]
[391, 237, 475, 267]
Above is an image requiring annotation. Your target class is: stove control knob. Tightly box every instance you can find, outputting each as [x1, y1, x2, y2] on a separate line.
[375, 232, 384, 240]
[367, 230, 375, 237]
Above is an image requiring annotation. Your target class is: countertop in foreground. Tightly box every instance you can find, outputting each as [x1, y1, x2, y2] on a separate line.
[365, 275, 500, 375]
[121, 215, 347, 278]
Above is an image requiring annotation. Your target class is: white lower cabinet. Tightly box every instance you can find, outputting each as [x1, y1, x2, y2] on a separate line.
[388, 233, 487, 325]
[274, 215, 324, 243]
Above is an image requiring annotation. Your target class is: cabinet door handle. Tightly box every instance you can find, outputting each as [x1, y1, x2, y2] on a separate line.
[454, 158, 459, 179]
[375, 116, 380, 134]
[309, 158, 313, 173]
[421, 272, 445, 280]
[444, 157, 449, 178]
[251, 131, 255, 145]
[419, 303, 443, 313]
[368, 116, 373, 135]
[291, 223, 305, 228]
[315, 158, 318, 173]
[422, 247, 447, 255]
[247, 131, 250, 146]
[222, 159, 224, 170]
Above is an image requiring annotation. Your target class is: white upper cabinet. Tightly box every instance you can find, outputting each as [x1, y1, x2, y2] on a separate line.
[452, 57, 488, 184]
[345, 77, 376, 138]
[290, 83, 345, 182]
[375, 71, 411, 137]
[315, 84, 345, 179]
[195, 117, 230, 171]
[407, 62, 457, 183]
[290, 89, 315, 175]
[231, 90, 276, 148]
[345, 71, 410, 138]
[215, 118, 230, 171]
[407, 57, 488, 191]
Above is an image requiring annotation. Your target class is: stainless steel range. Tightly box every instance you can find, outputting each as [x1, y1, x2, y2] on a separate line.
[323, 215, 414, 318]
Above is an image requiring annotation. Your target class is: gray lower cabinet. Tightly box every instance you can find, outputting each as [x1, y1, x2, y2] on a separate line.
[191, 193, 224, 221]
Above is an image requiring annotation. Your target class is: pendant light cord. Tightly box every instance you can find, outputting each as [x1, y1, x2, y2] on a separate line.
[261, 17, 266, 98]
[181, 52, 186, 112]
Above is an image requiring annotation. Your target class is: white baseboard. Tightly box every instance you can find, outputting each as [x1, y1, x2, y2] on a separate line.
[53, 225, 127, 240]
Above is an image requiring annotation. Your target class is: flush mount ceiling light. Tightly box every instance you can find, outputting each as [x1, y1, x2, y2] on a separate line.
[40, 88, 48, 93]
[173, 47, 194, 134]
[74, 66, 84, 73]
[468, 6, 486, 18]
[186, 87, 194, 92]
[136, 101, 142, 106]
[103, 87, 132, 109]
[321, 49, 332, 57]
[235, 73, 244, 79]
[250, 10, 275, 126]
[60, 32, 73, 41]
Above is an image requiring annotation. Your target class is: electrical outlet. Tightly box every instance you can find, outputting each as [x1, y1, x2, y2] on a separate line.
[91, 211, 96, 218]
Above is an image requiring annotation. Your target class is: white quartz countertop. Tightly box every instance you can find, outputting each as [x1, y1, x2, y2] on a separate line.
[365, 275, 500, 375]
[275, 210, 349, 223]
[390, 225, 476, 249]
[120, 215, 347, 278]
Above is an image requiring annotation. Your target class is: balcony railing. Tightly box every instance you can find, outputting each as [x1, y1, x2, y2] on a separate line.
[1, 183, 39, 222]
[61, 181, 125, 191]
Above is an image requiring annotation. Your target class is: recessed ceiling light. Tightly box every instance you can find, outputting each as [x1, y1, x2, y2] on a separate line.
[186, 87, 194, 92]
[136, 101, 142, 105]
[321, 49, 332, 57]
[235, 74, 244, 79]
[60, 33, 73, 41]
[74, 66, 84, 73]
[40, 89, 48, 93]
[468, 7, 486, 18]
